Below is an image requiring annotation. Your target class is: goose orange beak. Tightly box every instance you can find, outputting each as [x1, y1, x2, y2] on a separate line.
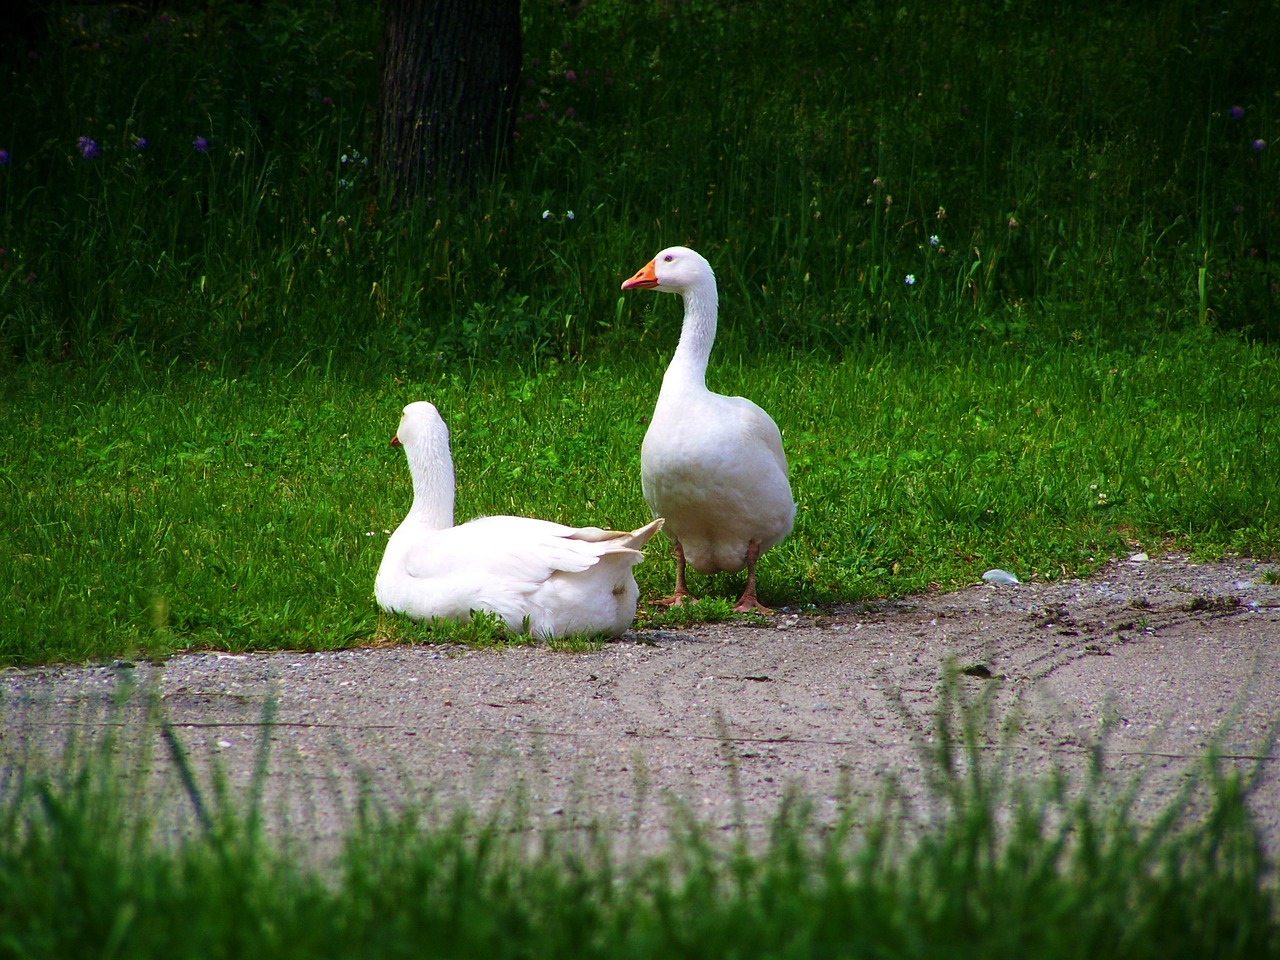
[390, 434, 402, 448]
[621, 259, 658, 290]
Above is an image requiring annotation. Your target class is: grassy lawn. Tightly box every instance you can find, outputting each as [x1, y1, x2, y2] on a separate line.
[3, 329, 1277, 666]
[1, 0, 1275, 666]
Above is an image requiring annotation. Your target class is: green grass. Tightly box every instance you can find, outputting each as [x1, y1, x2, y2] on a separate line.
[2, 327, 1277, 667]
[2, 679, 1276, 959]
[1, 1, 1276, 667]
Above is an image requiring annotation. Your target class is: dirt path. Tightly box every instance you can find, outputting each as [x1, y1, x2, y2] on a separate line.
[4, 554, 1278, 858]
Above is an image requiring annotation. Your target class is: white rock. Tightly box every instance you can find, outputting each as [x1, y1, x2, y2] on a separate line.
[982, 569, 1020, 585]
[1128, 552, 1149, 563]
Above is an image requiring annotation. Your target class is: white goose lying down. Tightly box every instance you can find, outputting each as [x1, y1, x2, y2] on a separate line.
[622, 246, 795, 613]
[375, 401, 663, 639]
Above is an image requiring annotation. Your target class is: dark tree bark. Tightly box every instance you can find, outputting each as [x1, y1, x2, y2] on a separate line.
[375, 0, 522, 208]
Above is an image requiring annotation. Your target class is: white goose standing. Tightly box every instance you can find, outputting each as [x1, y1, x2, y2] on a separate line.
[622, 246, 795, 612]
[375, 401, 663, 638]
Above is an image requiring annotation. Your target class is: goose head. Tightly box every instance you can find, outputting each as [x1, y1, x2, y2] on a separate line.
[621, 246, 714, 295]
[392, 401, 448, 451]
[391, 401, 455, 529]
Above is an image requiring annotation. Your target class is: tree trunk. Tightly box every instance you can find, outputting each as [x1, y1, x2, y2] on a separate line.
[375, 0, 521, 208]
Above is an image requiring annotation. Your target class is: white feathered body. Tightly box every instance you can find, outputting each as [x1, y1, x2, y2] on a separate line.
[629, 247, 795, 577]
[642, 379, 793, 574]
[375, 402, 661, 639]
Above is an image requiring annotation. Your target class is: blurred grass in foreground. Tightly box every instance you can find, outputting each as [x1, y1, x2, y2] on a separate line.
[1, 674, 1275, 959]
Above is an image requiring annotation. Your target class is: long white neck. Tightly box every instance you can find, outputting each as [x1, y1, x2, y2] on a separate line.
[664, 277, 718, 388]
[404, 431, 455, 530]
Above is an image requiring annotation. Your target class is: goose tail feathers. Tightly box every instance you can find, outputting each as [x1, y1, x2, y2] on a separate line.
[567, 517, 664, 552]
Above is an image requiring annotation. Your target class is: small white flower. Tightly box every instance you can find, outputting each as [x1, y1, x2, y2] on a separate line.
[905, 274, 916, 286]
[340, 153, 348, 164]
[541, 209, 551, 220]
[929, 235, 940, 246]
[566, 210, 575, 220]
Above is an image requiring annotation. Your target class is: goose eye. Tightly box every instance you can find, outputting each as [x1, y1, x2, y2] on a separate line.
[663, 255, 673, 262]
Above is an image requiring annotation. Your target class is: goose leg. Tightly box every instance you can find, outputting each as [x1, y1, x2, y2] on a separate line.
[659, 541, 696, 607]
[733, 540, 771, 614]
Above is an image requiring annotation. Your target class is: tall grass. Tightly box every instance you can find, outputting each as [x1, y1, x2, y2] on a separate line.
[2, 678, 1276, 958]
[0, 0, 1276, 367]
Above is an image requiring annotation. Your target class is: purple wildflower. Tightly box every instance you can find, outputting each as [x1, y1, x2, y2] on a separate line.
[193, 136, 209, 153]
[565, 69, 577, 82]
[78, 137, 99, 160]
[1252, 139, 1267, 152]
[133, 137, 148, 151]
[564, 106, 576, 118]
[1229, 105, 1244, 119]
[0, 149, 9, 165]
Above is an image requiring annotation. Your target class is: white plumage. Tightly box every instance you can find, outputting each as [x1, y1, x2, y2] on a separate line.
[622, 246, 795, 612]
[375, 401, 662, 638]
